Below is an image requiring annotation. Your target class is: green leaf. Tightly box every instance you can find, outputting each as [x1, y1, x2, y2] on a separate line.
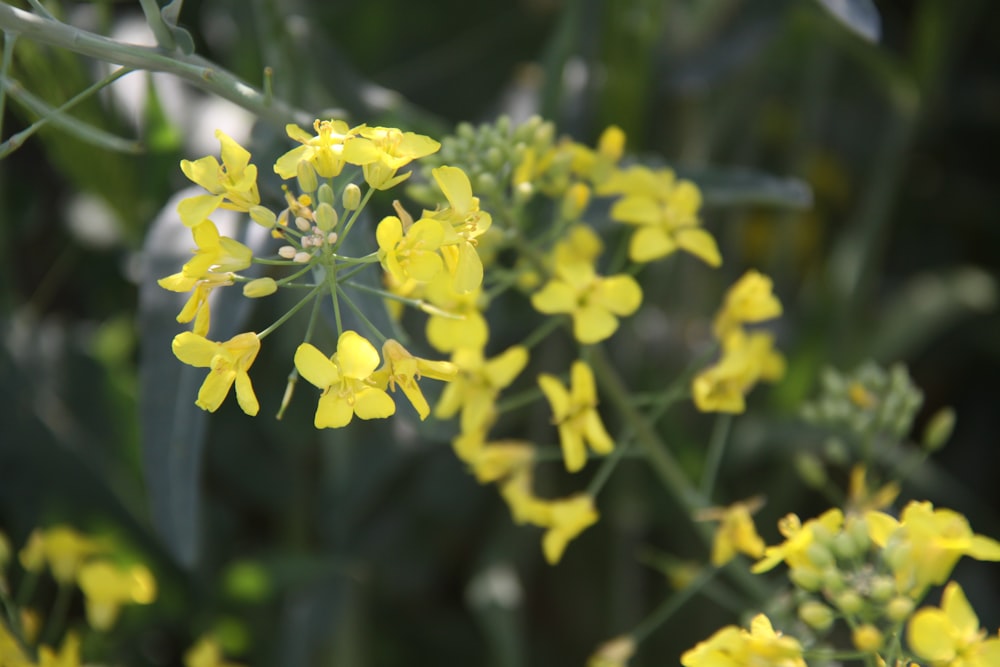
[814, 0, 881, 43]
[678, 166, 814, 210]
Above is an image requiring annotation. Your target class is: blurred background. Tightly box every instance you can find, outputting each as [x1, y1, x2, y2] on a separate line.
[2, 0, 999, 665]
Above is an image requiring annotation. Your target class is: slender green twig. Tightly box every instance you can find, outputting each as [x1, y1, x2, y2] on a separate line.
[257, 282, 324, 340]
[699, 414, 732, 500]
[630, 566, 719, 643]
[336, 286, 386, 343]
[0, 31, 17, 139]
[277, 290, 325, 420]
[137, 0, 177, 50]
[0, 3, 310, 127]
[334, 187, 376, 249]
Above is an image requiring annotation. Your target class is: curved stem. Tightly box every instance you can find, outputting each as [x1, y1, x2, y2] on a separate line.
[257, 281, 324, 340]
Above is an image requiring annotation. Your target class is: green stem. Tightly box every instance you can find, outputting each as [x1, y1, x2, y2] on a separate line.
[629, 566, 718, 644]
[587, 439, 631, 497]
[137, 0, 177, 50]
[277, 290, 323, 420]
[519, 313, 564, 350]
[328, 263, 343, 336]
[699, 415, 732, 500]
[0, 3, 309, 127]
[0, 31, 17, 140]
[41, 582, 73, 646]
[334, 187, 375, 249]
[336, 286, 386, 343]
[256, 281, 324, 340]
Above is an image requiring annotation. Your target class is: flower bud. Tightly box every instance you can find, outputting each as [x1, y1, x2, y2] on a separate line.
[834, 590, 864, 615]
[869, 576, 896, 603]
[249, 205, 276, 229]
[317, 183, 336, 208]
[922, 407, 955, 451]
[852, 624, 883, 652]
[314, 203, 338, 231]
[794, 453, 827, 489]
[295, 216, 311, 232]
[278, 245, 296, 259]
[561, 182, 591, 220]
[789, 567, 823, 592]
[296, 161, 318, 194]
[798, 600, 834, 632]
[243, 278, 277, 298]
[343, 183, 362, 211]
[885, 595, 914, 622]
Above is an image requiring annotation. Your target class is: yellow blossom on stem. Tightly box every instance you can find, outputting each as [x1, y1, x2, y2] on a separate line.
[692, 329, 785, 414]
[376, 215, 446, 285]
[294, 332, 396, 429]
[159, 272, 233, 337]
[908, 581, 1000, 667]
[185, 636, 246, 667]
[435, 345, 529, 434]
[531, 234, 642, 344]
[697, 496, 766, 567]
[178, 130, 260, 226]
[423, 272, 489, 353]
[37, 631, 82, 667]
[499, 468, 552, 526]
[867, 500, 1000, 595]
[426, 166, 492, 293]
[20, 526, 102, 584]
[172, 332, 261, 416]
[542, 494, 599, 565]
[273, 119, 376, 179]
[712, 270, 783, 339]
[77, 561, 157, 631]
[372, 339, 456, 420]
[537, 360, 614, 473]
[752, 508, 844, 575]
[681, 614, 806, 667]
[159, 220, 252, 288]
[468, 441, 535, 484]
[606, 165, 720, 266]
[359, 126, 441, 190]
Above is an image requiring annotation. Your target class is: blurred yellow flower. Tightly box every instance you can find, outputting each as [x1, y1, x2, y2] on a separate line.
[77, 561, 157, 631]
[295, 332, 396, 429]
[372, 339, 456, 420]
[184, 636, 246, 667]
[538, 360, 614, 473]
[37, 632, 82, 667]
[752, 508, 844, 575]
[692, 330, 785, 414]
[435, 345, 528, 434]
[172, 331, 261, 416]
[20, 526, 102, 584]
[542, 494, 599, 565]
[587, 634, 635, 667]
[681, 614, 806, 667]
[908, 581, 1000, 667]
[697, 496, 766, 567]
[712, 270, 782, 339]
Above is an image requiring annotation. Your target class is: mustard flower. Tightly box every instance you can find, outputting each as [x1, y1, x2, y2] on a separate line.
[359, 126, 441, 190]
[692, 330, 785, 414]
[537, 360, 614, 473]
[159, 272, 233, 337]
[426, 166, 492, 293]
[37, 631, 82, 667]
[752, 508, 844, 574]
[531, 236, 642, 345]
[178, 130, 260, 226]
[372, 339, 456, 420]
[681, 614, 806, 667]
[0, 620, 31, 667]
[712, 270, 783, 339]
[159, 220, 252, 288]
[376, 215, 445, 285]
[499, 468, 552, 526]
[467, 440, 535, 484]
[172, 331, 261, 416]
[867, 501, 1000, 595]
[435, 345, 529, 434]
[295, 332, 396, 429]
[570, 125, 626, 187]
[908, 581, 1000, 667]
[77, 561, 156, 631]
[697, 496, 766, 567]
[19, 525, 102, 584]
[185, 636, 246, 667]
[542, 494, 599, 564]
[274, 119, 376, 179]
[423, 272, 489, 353]
[607, 165, 721, 266]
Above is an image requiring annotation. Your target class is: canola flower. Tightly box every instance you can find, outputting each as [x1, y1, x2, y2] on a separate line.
[680, 614, 806, 667]
[908, 581, 1000, 667]
[537, 359, 614, 473]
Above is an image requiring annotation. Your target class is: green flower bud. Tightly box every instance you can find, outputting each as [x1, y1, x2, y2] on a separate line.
[314, 202, 338, 232]
[852, 624, 883, 653]
[798, 600, 835, 632]
[922, 407, 955, 451]
[832, 532, 859, 561]
[822, 567, 846, 594]
[249, 205, 277, 229]
[317, 183, 336, 208]
[794, 453, 827, 489]
[869, 576, 896, 603]
[885, 595, 914, 622]
[342, 183, 362, 211]
[805, 542, 835, 569]
[243, 278, 277, 298]
[296, 160, 318, 194]
[834, 590, 864, 615]
[790, 567, 823, 592]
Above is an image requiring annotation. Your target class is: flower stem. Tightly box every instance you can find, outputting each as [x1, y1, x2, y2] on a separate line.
[257, 282, 324, 340]
[336, 286, 386, 343]
[629, 566, 719, 644]
[699, 414, 732, 500]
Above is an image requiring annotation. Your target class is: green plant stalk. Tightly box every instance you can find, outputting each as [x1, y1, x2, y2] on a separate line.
[137, 0, 177, 51]
[257, 281, 325, 340]
[0, 31, 16, 139]
[699, 414, 732, 500]
[277, 291, 324, 420]
[0, 3, 310, 127]
[629, 566, 718, 644]
[336, 286, 386, 343]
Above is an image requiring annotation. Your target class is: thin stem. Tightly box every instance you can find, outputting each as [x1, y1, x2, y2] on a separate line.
[587, 438, 631, 497]
[41, 582, 73, 646]
[256, 281, 324, 340]
[630, 566, 718, 644]
[137, 0, 177, 50]
[699, 414, 732, 500]
[336, 286, 386, 343]
[0, 3, 310, 128]
[328, 264, 343, 336]
[520, 313, 564, 350]
[496, 386, 544, 414]
[334, 187, 375, 249]
[277, 290, 323, 420]
[0, 31, 17, 140]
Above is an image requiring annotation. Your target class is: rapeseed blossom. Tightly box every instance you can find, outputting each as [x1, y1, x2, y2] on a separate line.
[19, 525, 102, 584]
[295, 332, 396, 429]
[172, 331, 261, 416]
[273, 119, 374, 179]
[541, 494, 599, 564]
[752, 508, 844, 575]
[178, 130, 260, 226]
[692, 330, 785, 414]
[426, 166, 492, 293]
[537, 360, 614, 472]
[77, 561, 157, 630]
[907, 581, 1000, 667]
[712, 270, 783, 339]
[697, 497, 767, 567]
[372, 339, 456, 420]
[376, 215, 445, 285]
[435, 345, 529, 434]
[359, 126, 441, 190]
[680, 614, 806, 667]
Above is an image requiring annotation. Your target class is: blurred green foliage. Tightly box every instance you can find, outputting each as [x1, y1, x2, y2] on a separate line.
[2, 0, 1000, 665]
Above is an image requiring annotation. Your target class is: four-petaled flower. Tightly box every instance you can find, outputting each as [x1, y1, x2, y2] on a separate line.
[426, 166, 493, 293]
[273, 119, 376, 179]
[173, 331, 261, 416]
[372, 339, 456, 420]
[681, 614, 806, 667]
[359, 126, 441, 190]
[295, 332, 396, 429]
[538, 360, 613, 472]
[178, 130, 261, 226]
[908, 581, 1000, 667]
[376, 215, 445, 285]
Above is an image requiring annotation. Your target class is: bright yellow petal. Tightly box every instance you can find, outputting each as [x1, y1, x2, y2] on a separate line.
[315, 393, 354, 429]
[196, 361, 235, 412]
[573, 305, 618, 344]
[180, 156, 221, 192]
[675, 228, 722, 267]
[865, 511, 899, 547]
[594, 275, 642, 316]
[274, 145, 309, 179]
[376, 216, 403, 251]
[234, 371, 259, 416]
[484, 346, 529, 389]
[941, 582, 979, 638]
[172, 332, 219, 367]
[336, 331, 381, 379]
[531, 281, 577, 314]
[538, 374, 571, 421]
[294, 343, 339, 388]
[629, 226, 675, 263]
[968, 534, 1000, 561]
[558, 423, 587, 473]
[433, 166, 474, 213]
[610, 196, 659, 226]
[452, 243, 484, 293]
[907, 608, 956, 662]
[353, 387, 396, 420]
[177, 194, 224, 227]
[582, 410, 613, 454]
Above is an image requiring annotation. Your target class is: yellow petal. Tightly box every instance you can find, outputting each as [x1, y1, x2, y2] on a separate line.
[968, 534, 1000, 561]
[353, 387, 396, 420]
[558, 423, 587, 473]
[433, 166, 474, 213]
[234, 371, 259, 416]
[172, 332, 219, 367]
[594, 275, 642, 316]
[376, 216, 403, 251]
[196, 359, 236, 412]
[315, 393, 354, 429]
[294, 343, 339, 388]
[531, 281, 577, 314]
[177, 194, 224, 227]
[573, 305, 618, 344]
[629, 225, 676, 263]
[569, 361, 597, 405]
[336, 331, 381, 379]
[216, 130, 251, 173]
[865, 511, 899, 547]
[452, 243, 484, 293]
[180, 156, 221, 192]
[675, 227, 722, 267]
[610, 196, 659, 225]
[582, 410, 614, 454]
[538, 374, 571, 421]
[484, 346, 529, 389]
[274, 145, 309, 179]
[907, 608, 956, 662]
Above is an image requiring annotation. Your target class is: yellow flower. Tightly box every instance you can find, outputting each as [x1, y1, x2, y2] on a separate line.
[537, 360, 614, 473]
[681, 614, 806, 667]
[587, 634, 636, 667]
[1, 616, 33, 667]
[752, 508, 844, 574]
[184, 636, 246, 667]
[294, 332, 396, 429]
[499, 468, 552, 526]
[606, 166, 720, 266]
[423, 272, 489, 353]
[435, 346, 529, 434]
[372, 339, 456, 420]
[467, 441, 535, 484]
[178, 130, 260, 226]
[159, 220, 252, 291]
[426, 166, 492, 292]
[571, 125, 626, 187]
[867, 501, 1000, 595]
[908, 582, 1000, 667]
[273, 119, 376, 179]
[358, 126, 441, 190]
[37, 631, 82, 667]
[376, 215, 445, 285]
[77, 561, 156, 631]
[159, 272, 233, 337]
[697, 496, 766, 567]
[542, 494, 599, 564]
[692, 329, 785, 414]
[531, 234, 642, 344]
[712, 270, 783, 339]
[20, 526, 102, 584]
[172, 331, 261, 416]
